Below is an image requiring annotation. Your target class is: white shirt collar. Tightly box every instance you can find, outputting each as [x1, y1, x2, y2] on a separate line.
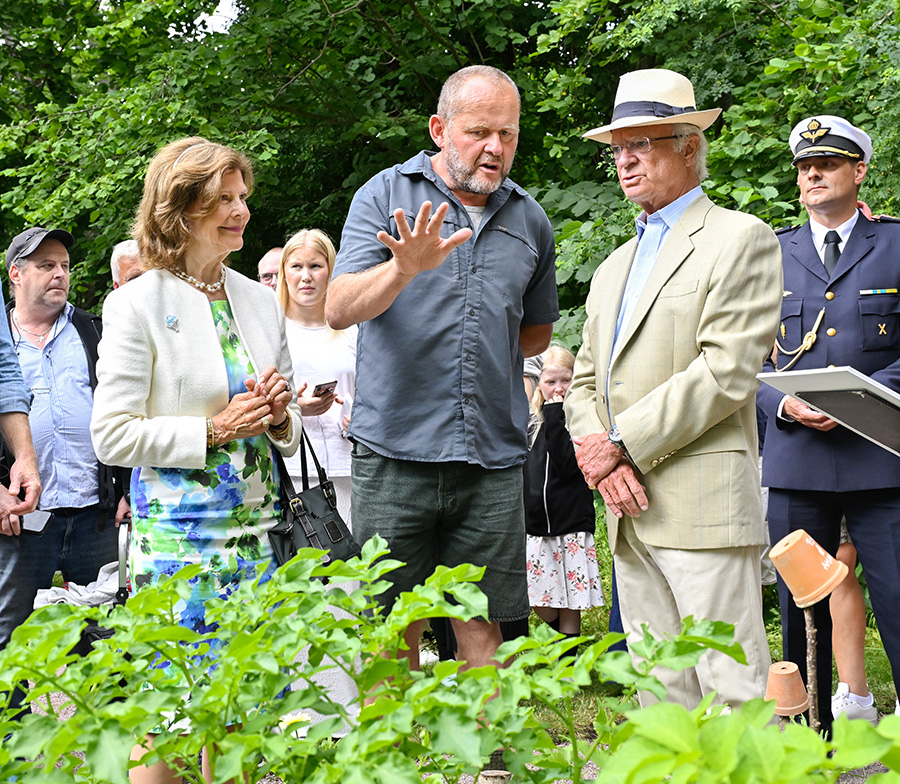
[809, 210, 860, 264]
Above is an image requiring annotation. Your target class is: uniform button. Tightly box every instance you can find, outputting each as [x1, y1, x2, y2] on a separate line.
[828, 364, 835, 368]
[651, 459, 659, 467]
[826, 328, 836, 336]
[825, 291, 835, 300]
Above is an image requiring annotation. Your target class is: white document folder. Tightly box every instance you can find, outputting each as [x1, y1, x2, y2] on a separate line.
[757, 366, 900, 458]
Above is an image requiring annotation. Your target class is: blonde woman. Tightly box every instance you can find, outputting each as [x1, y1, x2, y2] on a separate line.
[276, 228, 359, 734]
[276, 229, 356, 525]
[90, 136, 301, 783]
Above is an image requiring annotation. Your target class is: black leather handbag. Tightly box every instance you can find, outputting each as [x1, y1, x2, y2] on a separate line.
[269, 429, 361, 568]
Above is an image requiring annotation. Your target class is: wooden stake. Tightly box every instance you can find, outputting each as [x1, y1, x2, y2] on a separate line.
[805, 605, 819, 733]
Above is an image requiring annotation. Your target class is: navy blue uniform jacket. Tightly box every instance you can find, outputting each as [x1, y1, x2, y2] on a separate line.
[758, 213, 900, 491]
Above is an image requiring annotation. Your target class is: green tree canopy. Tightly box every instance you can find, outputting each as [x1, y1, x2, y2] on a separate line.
[1, 0, 898, 345]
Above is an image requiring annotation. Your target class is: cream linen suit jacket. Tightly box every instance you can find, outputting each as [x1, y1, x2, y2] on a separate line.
[565, 194, 783, 553]
[91, 267, 301, 470]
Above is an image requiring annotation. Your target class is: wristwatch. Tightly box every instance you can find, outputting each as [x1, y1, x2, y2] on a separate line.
[608, 425, 627, 452]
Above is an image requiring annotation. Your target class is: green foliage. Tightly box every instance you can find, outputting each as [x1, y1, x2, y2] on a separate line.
[2, 539, 900, 782]
[3, 0, 900, 337]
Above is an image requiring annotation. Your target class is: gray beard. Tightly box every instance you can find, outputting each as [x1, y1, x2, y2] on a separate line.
[444, 146, 509, 195]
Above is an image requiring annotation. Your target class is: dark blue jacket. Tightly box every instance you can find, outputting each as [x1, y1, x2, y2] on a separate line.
[758, 213, 900, 491]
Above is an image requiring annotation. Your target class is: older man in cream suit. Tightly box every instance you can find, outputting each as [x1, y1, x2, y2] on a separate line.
[565, 69, 783, 709]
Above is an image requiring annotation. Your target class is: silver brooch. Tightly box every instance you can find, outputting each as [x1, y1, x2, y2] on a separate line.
[166, 315, 179, 332]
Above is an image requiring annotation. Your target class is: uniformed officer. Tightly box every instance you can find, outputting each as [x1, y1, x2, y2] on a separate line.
[758, 115, 900, 733]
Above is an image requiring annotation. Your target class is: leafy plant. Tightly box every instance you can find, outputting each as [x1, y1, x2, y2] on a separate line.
[2, 538, 900, 783]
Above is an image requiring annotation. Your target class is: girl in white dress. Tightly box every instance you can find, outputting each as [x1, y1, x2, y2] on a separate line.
[523, 346, 604, 656]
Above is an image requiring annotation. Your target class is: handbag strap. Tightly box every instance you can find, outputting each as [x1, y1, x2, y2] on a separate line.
[299, 427, 329, 491]
[273, 427, 330, 494]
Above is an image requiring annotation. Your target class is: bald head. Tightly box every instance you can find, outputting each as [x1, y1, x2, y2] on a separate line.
[111, 240, 143, 289]
[258, 248, 282, 289]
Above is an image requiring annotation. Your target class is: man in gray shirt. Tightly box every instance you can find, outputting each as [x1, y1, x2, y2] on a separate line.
[326, 65, 558, 670]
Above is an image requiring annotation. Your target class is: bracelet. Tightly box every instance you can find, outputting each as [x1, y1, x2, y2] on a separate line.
[269, 414, 293, 441]
[206, 417, 214, 449]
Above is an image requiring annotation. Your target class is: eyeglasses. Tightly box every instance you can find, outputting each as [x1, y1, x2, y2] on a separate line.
[609, 135, 680, 160]
[258, 272, 277, 283]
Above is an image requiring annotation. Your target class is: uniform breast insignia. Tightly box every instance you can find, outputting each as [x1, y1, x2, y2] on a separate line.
[781, 323, 786, 340]
[879, 323, 888, 335]
[859, 288, 898, 295]
[783, 290, 793, 297]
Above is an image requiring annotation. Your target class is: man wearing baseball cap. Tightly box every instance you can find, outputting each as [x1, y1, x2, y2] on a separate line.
[758, 116, 900, 731]
[565, 68, 783, 710]
[0, 226, 125, 721]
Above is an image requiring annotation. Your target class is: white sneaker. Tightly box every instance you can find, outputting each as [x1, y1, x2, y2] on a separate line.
[832, 682, 878, 724]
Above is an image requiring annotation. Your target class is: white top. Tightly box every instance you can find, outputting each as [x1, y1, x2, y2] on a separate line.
[91, 268, 301, 470]
[284, 320, 358, 478]
[809, 211, 859, 265]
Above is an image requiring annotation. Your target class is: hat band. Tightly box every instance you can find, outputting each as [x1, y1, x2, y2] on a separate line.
[793, 134, 864, 162]
[611, 100, 698, 122]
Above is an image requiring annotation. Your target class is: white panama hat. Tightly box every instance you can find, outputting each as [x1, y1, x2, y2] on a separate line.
[583, 68, 722, 144]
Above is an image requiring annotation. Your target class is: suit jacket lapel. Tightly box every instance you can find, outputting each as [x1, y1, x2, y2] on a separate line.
[832, 213, 876, 282]
[612, 194, 710, 357]
[788, 222, 827, 283]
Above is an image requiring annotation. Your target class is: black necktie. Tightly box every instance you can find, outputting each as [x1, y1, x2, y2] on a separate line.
[824, 230, 841, 276]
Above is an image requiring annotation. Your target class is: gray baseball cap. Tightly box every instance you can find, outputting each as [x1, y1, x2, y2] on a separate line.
[5, 227, 74, 268]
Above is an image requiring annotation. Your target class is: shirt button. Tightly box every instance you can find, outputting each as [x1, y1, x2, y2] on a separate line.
[825, 291, 835, 300]
[465, 354, 472, 362]
[471, 266, 477, 274]
[464, 398, 471, 405]
[468, 309, 475, 317]
[826, 328, 836, 336]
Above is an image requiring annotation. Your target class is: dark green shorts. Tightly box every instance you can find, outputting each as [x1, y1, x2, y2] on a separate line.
[351, 442, 529, 622]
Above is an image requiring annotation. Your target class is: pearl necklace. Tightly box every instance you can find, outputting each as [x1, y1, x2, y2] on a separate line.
[172, 265, 226, 293]
[13, 312, 53, 344]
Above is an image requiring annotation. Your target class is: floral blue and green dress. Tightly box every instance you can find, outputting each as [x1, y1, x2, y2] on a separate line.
[130, 301, 280, 634]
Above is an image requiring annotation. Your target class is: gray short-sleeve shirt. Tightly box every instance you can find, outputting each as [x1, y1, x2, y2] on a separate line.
[334, 151, 559, 469]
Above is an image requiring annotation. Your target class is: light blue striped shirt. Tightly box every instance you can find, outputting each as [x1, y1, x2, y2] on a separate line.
[611, 186, 704, 365]
[13, 302, 99, 509]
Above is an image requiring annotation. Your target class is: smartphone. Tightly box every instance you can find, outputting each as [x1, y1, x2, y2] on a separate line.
[312, 381, 337, 397]
[21, 510, 52, 535]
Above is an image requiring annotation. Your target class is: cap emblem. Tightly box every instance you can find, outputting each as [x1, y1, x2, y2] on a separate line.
[800, 119, 830, 144]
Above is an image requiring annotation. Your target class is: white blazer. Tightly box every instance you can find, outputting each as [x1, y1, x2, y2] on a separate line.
[91, 267, 301, 470]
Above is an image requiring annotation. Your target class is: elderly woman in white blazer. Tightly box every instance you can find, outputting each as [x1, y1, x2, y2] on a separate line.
[90, 137, 301, 784]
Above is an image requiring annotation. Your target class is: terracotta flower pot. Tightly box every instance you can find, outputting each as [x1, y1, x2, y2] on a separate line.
[765, 660, 809, 716]
[770, 529, 848, 608]
[477, 772, 512, 783]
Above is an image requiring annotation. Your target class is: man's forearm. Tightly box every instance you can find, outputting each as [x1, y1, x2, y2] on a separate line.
[325, 261, 413, 329]
[0, 411, 41, 517]
[520, 322, 553, 358]
[0, 412, 36, 466]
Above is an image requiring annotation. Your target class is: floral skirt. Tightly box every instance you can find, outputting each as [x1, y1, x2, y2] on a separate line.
[526, 532, 605, 610]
